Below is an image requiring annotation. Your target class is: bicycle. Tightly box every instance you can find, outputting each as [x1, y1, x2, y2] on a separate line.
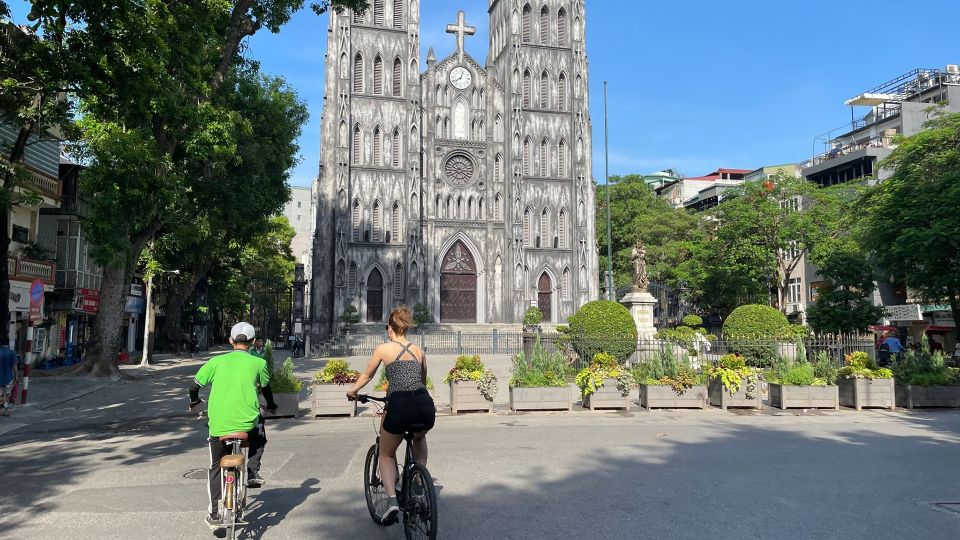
[351, 394, 438, 540]
[195, 404, 249, 540]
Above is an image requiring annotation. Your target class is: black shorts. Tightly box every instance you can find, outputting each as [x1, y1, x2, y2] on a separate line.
[383, 388, 436, 435]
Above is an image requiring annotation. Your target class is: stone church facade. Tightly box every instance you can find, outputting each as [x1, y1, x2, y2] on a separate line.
[312, 0, 599, 338]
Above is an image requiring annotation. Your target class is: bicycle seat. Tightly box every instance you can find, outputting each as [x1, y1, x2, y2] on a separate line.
[220, 454, 245, 469]
[219, 432, 249, 442]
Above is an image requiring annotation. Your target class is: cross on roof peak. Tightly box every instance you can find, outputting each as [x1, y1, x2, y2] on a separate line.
[445, 11, 476, 63]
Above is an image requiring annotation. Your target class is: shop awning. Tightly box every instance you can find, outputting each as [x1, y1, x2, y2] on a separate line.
[869, 325, 898, 332]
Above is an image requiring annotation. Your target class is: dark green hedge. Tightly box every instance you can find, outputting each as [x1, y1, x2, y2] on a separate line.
[722, 304, 789, 338]
[568, 301, 638, 363]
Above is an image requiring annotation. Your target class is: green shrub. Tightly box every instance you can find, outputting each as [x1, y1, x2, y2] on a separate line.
[707, 354, 759, 396]
[838, 351, 893, 380]
[509, 338, 567, 388]
[413, 303, 431, 327]
[269, 358, 304, 393]
[722, 304, 789, 338]
[631, 343, 705, 396]
[681, 315, 704, 327]
[314, 359, 360, 384]
[523, 306, 544, 327]
[339, 305, 360, 325]
[568, 301, 638, 363]
[813, 351, 838, 385]
[575, 353, 631, 398]
[778, 363, 816, 386]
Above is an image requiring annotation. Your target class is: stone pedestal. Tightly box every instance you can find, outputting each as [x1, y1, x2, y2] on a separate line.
[620, 290, 659, 340]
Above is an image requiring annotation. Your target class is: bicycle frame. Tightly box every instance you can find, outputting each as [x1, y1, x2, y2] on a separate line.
[220, 440, 248, 525]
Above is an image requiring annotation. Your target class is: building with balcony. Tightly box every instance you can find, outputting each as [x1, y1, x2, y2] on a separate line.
[655, 168, 751, 209]
[801, 66, 960, 187]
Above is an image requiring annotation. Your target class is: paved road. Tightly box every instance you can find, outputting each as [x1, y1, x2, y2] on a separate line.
[2, 355, 960, 539]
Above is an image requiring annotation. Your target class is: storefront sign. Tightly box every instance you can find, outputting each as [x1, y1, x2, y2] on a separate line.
[9, 281, 31, 312]
[884, 304, 922, 322]
[29, 279, 44, 322]
[130, 283, 144, 297]
[74, 288, 100, 315]
[124, 295, 146, 314]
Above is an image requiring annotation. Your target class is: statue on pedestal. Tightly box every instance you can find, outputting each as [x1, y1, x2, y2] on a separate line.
[630, 238, 649, 293]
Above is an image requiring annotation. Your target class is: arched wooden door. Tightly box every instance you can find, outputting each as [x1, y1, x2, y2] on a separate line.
[538, 272, 553, 323]
[367, 269, 384, 322]
[440, 241, 477, 323]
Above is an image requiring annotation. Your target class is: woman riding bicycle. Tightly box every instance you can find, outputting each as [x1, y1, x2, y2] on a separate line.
[347, 305, 435, 524]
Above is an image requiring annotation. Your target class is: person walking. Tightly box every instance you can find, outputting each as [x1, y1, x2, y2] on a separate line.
[189, 322, 277, 529]
[346, 306, 435, 525]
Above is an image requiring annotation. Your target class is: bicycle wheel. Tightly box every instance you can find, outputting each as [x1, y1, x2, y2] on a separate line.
[363, 443, 389, 525]
[224, 507, 236, 540]
[403, 464, 438, 540]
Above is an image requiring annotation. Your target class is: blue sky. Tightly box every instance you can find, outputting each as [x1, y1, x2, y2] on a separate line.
[10, 1, 960, 187]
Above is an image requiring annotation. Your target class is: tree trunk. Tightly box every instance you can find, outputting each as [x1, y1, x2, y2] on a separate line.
[76, 262, 131, 376]
[950, 294, 960, 338]
[157, 272, 204, 352]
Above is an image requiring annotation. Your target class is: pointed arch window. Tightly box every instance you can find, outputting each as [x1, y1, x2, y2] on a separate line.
[353, 54, 364, 93]
[523, 138, 532, 176]
[558, 139, 567, 178]
[392, 201, 401, 243]
[522, 4, 532, 43]
[494, 193, 503, 221]
[540, 208, 549, 247]
[558, 73, 568, 111]
[352, 124, 362, 165]
[353, 9, 365, 24]
[446, 196, 453, 218]
[558, 8, 568, 46]
[392, 127, 401, 168]
[494, 114, 503, 142]
[467, 197, 475, 220]
[373, 55, 384, 95]
[339, 121, 348, 147]
[558, 208, 567, 248]
[512, 69, 520, 94]
[523, 208, 532, 245]
[522, 70, 531, 108]
[393, 0, 404, 27]
[479, 198, 486, 219]
[392, 57, 402, 97]
[540, 6, 549, 45]
[336, 259, 346, 288]
[352, 199, 362, 241]
[411, 193, 419, 219]
[495, 154, 503, 183]
[575, 74, 583, 98]
[540, 71, 549, 108]
[562, 268, 571, 300]
[540, 139, 548, 177]
[340, 52, 348, 79]
[372, 200, 383, 242]
[373, 0, 384, 25]
[348, 262, 358, 296]
[410, 261, 419, 289]
[373, 126, 383, 166]
[580, 264, 588, 290]
[394, 263, 404, 299]
[456, 196, 463, 219]
[435, 85, 442, 104]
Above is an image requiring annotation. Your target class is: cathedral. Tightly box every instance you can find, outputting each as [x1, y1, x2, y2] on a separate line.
[311, 0, 599, 338]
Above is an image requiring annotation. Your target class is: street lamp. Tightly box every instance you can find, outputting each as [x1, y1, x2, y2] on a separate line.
[603, 81, 614, 301]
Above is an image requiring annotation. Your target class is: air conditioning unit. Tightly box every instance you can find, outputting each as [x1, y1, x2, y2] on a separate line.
[947, 64, 960, 74]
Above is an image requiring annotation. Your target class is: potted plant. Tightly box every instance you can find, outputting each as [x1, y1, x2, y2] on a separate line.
[509, 338, 573, 411]
[444, 355, 498, 413]
[656, 315, 715, 359]
[893, 337, 960, 408]
[413, 303, 431, 333]
[311, 359, 360, 417]
[837, 351, 895, 410]
[522, 306, 544, 360]
[707, 354, 760, 410]
[635, 343, 708, 410]
[576, 352, 632, 410]
[264, 358, 303, 418]
[765, 352, 839, 410]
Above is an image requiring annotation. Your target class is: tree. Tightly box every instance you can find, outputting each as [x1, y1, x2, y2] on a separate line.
[7, 0, 358, 376]
[859, 110, 960, 330]
[596, 175, 702, 291]
[805, 240, 884, 334]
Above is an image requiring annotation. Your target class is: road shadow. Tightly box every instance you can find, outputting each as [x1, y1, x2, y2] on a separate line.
[241, 478, 322, 539]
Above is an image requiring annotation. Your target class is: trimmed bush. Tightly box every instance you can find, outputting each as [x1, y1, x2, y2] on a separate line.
[568, 301, 638, 363]
[723, 304, 789, 338]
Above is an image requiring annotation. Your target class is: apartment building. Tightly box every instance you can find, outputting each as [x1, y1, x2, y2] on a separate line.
[656, 168, 751, 209]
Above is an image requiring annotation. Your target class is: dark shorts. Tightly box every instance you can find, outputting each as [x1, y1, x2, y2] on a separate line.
[383, 388, 436, 435]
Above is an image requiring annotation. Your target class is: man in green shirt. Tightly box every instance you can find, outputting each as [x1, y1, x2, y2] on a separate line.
[189, 322, 277, 529]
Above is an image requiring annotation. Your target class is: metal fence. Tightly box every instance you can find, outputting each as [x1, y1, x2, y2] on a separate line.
[318, 330, 876, 370]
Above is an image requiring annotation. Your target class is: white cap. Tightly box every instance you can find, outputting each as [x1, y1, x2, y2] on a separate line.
[230, 322, 256, 342]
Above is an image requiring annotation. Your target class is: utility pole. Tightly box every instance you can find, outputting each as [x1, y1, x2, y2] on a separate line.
[604, 81, 614, 301]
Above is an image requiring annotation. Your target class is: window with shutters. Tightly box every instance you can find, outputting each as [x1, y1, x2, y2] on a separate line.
[372, 201, 383, 242]
[558, 73, 567, 111]
[353, 9, 364, 24]
[353, 54, 364, 93]
[540, 71, 548, 108]
[373, 0, 384, 25]
[392, 202, 401, 243]
[494, 114, 503, 142]
[540, 208, 549, 247]
[558, 209, 567, 248]
[540, 139, 548, 177]
[522, 4, 532, 43]
[352, 124, 362, 164]
[394, 264, 404, 299]
[348, 263, 358, 295]
[373, 55, 383, 95]
[392, 127, 401, 168]
[495, 154, 503, 183]
[523, 138, 532, 175]
[352, 200, 361, 241]
[523, 70, 531, 108]
[393, 0, 403, 27]
[523, 208, 531, 245]
[373, 126, 382, 166]
[558, 8, 568, 46]
[494, 193, 502, 221]
[392, 57, 402, 97]
[562, 268, 570, 300]
[540, 6, 549, 45]
[558, 139, 567, 178]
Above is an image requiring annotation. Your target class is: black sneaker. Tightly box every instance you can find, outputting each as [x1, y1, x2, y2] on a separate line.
[247, 471, 265, 488]
[380, 496, 400, 524]
[204, 513, 223, 530]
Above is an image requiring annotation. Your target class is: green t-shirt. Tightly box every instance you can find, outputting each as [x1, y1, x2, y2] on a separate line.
[195, 350, 270, 437]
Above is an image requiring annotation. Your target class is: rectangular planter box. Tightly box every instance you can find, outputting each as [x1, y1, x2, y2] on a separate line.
[262, 392, 301, 418]
[769, 383, 839, 410]
[895, 384, 960, 409]
[640, 384, 707, 410]
[311, 384, 357, 417]
[509, 386, 573, 411]
[450, 381, 493, 414]
[839, 378, 895, 410]
[583, 379, 630, 411]
[708, 379, 760, 410]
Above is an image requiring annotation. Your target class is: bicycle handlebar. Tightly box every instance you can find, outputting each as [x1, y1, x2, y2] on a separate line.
[349, 394, 386, 404]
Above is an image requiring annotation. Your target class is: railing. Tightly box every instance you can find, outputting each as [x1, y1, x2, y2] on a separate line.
[0, 155, 62, 200]
[801, 135, 897, 169]
[8, 257, 56, 285]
